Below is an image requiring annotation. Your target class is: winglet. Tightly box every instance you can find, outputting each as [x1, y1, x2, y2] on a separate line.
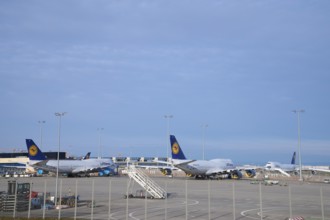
[26, 139, 47, 161]
[291, 152, 296, 165]
[170, 135, 186, 160]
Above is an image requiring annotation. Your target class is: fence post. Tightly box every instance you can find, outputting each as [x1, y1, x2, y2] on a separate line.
[208, 180, 211, 220]
[185, 179, 188, 220]
[91, 179, 94, 220]
[28, 180, 32, 218]
[108, 179, 111, 220]
[58, 178, 62, 219]
[164, 181, 168, 220]
[13, 181, 17, 218]
[43, 179, 47, 219]
[320, 187, 324, 220]
[74, 179, 78, 220]
[232, 182, 235, 220]
[289, 185, 292, 219]
[259, 182, 263, 220]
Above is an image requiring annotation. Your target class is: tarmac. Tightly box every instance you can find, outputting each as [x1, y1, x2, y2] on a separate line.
[0, 174, 329, 219]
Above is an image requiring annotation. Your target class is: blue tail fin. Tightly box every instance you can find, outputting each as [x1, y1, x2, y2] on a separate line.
[291, 152, 296, 164]
[26, 139, 47, 161]
[83, 152, 91, 160]
[170, 135, 186, 160]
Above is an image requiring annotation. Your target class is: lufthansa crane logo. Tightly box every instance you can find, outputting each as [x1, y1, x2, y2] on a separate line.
[29, 145, 38, 156]
[172, 143, 180, 154]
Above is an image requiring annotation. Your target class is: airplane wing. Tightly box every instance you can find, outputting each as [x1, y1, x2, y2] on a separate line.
[71, 159, 114, 173]
[136, 164, 178, 170]
[152, 159, 172, 165]
[308, 168, 330, 173]
[237, 165, 261, 170]
[30, 160, 57, 173]
[273, 168, 291, 177]
[172, 159, 196, 166]
[72, 162, 115, 174]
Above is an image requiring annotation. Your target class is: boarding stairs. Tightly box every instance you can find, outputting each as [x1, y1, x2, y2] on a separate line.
[126, 165, 166, 199]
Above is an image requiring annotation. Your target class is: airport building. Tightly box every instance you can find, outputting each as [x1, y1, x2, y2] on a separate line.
[0, 152, 67, 175]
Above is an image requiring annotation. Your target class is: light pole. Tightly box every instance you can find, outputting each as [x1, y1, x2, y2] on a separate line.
[201, 124, 208, 160]
[164, 115, 173, 161]
[54, 112, 66, 206]
[97, 128, 104, 159]
[38, 120, 46, 148]
[292, 109, 304, 181]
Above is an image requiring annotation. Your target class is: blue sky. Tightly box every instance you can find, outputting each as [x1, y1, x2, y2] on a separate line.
[0, 1, 329, 165]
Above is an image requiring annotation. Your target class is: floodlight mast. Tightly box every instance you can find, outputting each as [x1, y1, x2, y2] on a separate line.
[54, 112, 67, 207]
[292, 109, 304, 181]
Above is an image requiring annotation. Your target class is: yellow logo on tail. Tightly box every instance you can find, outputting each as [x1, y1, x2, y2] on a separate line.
[172, 143, 180, 154]
[29, 145, 38, 156]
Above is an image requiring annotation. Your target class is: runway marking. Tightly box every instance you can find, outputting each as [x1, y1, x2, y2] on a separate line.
[181, 200, 199, 205]
[128, 199, 200, 219]
[108, 199, 200, 219]
[241, 207, 284, 220]
[129, 211, 140, 220]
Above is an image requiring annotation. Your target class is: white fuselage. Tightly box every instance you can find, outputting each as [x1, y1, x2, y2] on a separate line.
[29, 158, 114, 174]
[172, 158, 237, 176]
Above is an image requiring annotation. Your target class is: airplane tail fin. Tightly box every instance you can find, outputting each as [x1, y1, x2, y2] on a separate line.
[291, 152, 296, 165]
[26, 139, 47, 161]
[83, 152, 91, 160]
[170, 135, 186, 160]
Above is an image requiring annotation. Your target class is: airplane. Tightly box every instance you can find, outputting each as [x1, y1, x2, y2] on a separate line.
[169, 135, 244, 179]
[264, 152, 330, 177]
[26, 139, 117, 177]
[264, 152, 297, 177]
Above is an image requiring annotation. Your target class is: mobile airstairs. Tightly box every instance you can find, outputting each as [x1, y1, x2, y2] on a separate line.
[126, 165, 166, 199]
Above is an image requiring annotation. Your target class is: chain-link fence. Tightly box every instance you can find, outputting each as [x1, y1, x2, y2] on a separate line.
[0, 176, 329, 219]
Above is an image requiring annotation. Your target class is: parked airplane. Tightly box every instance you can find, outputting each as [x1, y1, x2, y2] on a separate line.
[265, 152, 330, 177]
[169, 135, 243, 179]
[26, 139, 116, 177]
[264, 152, 297, 177]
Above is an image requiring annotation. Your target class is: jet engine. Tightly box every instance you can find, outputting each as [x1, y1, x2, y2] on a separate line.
[160, 168, 172, 176]
[244, 169, 256, 178]
[230, 170, 243, 179]
[186, 173, 195, 178]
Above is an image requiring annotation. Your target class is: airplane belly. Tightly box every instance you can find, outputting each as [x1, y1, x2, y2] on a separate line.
[177, 164, 203, 175]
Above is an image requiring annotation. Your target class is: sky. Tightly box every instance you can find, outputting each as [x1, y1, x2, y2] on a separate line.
[0, 0, 329, 165]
